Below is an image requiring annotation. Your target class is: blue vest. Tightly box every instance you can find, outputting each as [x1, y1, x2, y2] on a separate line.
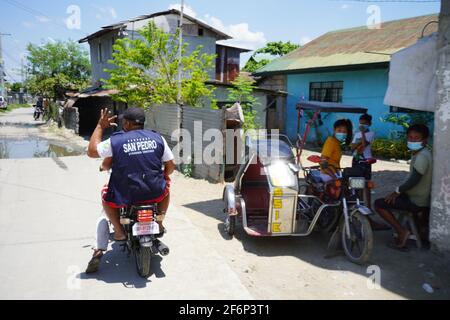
[105, 129, 167, 206]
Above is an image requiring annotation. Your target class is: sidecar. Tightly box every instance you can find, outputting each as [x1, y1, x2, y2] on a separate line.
[223, 135, 302, 237]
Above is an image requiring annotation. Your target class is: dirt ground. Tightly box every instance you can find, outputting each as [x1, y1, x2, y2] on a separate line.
[171, 151, 450, 300]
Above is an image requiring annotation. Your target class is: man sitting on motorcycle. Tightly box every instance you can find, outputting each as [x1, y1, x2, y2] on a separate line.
[85, 107, 176, 273]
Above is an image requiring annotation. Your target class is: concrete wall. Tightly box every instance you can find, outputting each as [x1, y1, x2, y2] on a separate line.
[258, 74, 287, 92]
[430, 3, 450, 253]
[285, 68, 397, 142]
[62, 107, 79, 134]
[89, 30, 120, 85]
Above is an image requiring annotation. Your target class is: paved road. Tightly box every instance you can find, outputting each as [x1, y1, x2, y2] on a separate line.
[0, 109, 252, 300]
[0, 156, 252, 300]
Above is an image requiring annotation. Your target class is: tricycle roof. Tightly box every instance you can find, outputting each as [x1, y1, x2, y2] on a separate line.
[296, 101, 368, 114]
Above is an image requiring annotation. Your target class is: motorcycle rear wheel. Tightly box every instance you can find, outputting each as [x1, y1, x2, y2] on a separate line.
[134, 246, 152, 278]
[341, 212, 373, 265]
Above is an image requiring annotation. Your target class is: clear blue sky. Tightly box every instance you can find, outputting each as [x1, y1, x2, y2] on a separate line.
[0, 0, 441, 82]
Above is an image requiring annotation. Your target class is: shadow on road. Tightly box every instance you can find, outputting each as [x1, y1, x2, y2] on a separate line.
[183, 170, 450, 299]
[79, 243, 166, 288]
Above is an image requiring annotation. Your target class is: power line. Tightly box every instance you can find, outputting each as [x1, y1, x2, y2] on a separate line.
[0, 0, 88, 36]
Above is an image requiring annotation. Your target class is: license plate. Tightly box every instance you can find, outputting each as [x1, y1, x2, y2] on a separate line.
[132, 222, 160, 236]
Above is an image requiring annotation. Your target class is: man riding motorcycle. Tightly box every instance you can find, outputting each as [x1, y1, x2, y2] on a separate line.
[85, 107, 176, 273]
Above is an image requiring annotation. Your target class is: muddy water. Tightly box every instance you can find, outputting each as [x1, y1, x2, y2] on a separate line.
[0, 138, 85, 159]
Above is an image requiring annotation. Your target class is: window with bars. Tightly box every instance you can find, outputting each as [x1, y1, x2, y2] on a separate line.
[309, 81, 344, 103]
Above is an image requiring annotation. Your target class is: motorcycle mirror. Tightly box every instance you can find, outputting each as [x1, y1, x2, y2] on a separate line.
[288, 163, 301, 173]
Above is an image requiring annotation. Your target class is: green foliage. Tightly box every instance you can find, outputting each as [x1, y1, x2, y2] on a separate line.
[104, 21, 215, 109]
[227, 75, 259, 130]
[381, 112, 434, 138]
[181, 162, 194, 178]
[372, 138, 410, 160]
[25, 41, 91, 100]
[243, 41, 300, 73]
[242, 58, 271, 73]
[254, 41, 300, 56]
[6, 82, 23, 92]
[44, 101, 60, 122]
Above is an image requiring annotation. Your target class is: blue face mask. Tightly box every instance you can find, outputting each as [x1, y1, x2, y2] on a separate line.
[361, 124, 370, 131]
[336, 133, 347, 142]
[407, 141, 424, 151]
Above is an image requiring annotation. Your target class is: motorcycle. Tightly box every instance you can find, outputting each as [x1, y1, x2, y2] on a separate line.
[33, 105, 44, 121]
[119, 205, 170, 278]
[100, 167, 170, 278]
[301, 156, 375, 264]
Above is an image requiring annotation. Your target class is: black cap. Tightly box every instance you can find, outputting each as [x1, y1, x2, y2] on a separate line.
[123, 107, 146, 125]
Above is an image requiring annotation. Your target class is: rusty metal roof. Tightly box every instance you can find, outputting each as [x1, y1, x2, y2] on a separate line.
[256, 14, 439, 75]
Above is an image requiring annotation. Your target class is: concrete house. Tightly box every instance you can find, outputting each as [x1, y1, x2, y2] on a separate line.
[67, 9, 285, 135]
[68, 9, 254, 136]
[78, 8, 248, 85]
[255, 14, 439, 142]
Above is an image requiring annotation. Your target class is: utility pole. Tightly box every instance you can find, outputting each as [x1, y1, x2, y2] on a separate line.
[177, 0, 184, 105]
[0, 32, 12, 97]
[430, 0, 450, 253]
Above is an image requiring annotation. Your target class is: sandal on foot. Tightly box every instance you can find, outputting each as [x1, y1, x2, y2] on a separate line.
[387, 242, 410, 253]
[86, 252, 103, 274]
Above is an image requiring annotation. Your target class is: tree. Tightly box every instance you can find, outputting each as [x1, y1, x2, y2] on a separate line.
[5, 82, 22, 92]
[243, 41, 300, 73]
[227, 75, 259, 130]
[25, 41, 91, 100]
[104, 21, 215, 109]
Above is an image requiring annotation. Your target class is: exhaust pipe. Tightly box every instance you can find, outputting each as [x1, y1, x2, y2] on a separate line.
[154, 240, 170, 256]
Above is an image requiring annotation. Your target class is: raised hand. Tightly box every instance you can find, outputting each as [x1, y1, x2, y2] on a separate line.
[98, 108, 118, 130]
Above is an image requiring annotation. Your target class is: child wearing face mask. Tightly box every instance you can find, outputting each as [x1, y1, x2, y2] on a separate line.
[351, 114, 375, 179]
[318, 119, 353, 182]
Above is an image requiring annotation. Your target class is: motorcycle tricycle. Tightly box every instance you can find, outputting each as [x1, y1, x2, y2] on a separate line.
[223, 101, 375, 265]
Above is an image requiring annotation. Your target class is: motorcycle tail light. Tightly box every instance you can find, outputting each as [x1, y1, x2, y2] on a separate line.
[367, 181, 375, 189]
[137, 210, 154, 223]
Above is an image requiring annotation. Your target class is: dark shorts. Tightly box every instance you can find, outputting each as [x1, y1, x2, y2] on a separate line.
[352, 159, 372, 180]
[374, 193, 426, 215]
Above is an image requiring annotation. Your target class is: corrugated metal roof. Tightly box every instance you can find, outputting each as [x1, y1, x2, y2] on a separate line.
[256, 14, 439, 75]
[79, 9, 231, 43]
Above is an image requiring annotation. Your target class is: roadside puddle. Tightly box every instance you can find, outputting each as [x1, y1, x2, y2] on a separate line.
[0, 138, 85, 159]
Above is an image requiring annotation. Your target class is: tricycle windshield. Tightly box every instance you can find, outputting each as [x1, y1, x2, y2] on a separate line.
[266, 162, 298, 188]
[248, 136, 295, 165]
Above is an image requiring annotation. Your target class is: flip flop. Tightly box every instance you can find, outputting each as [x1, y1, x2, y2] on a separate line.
[387, 231, 411, 252]
[86, 254, 103, 274]
[387, 242, 410, 253]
